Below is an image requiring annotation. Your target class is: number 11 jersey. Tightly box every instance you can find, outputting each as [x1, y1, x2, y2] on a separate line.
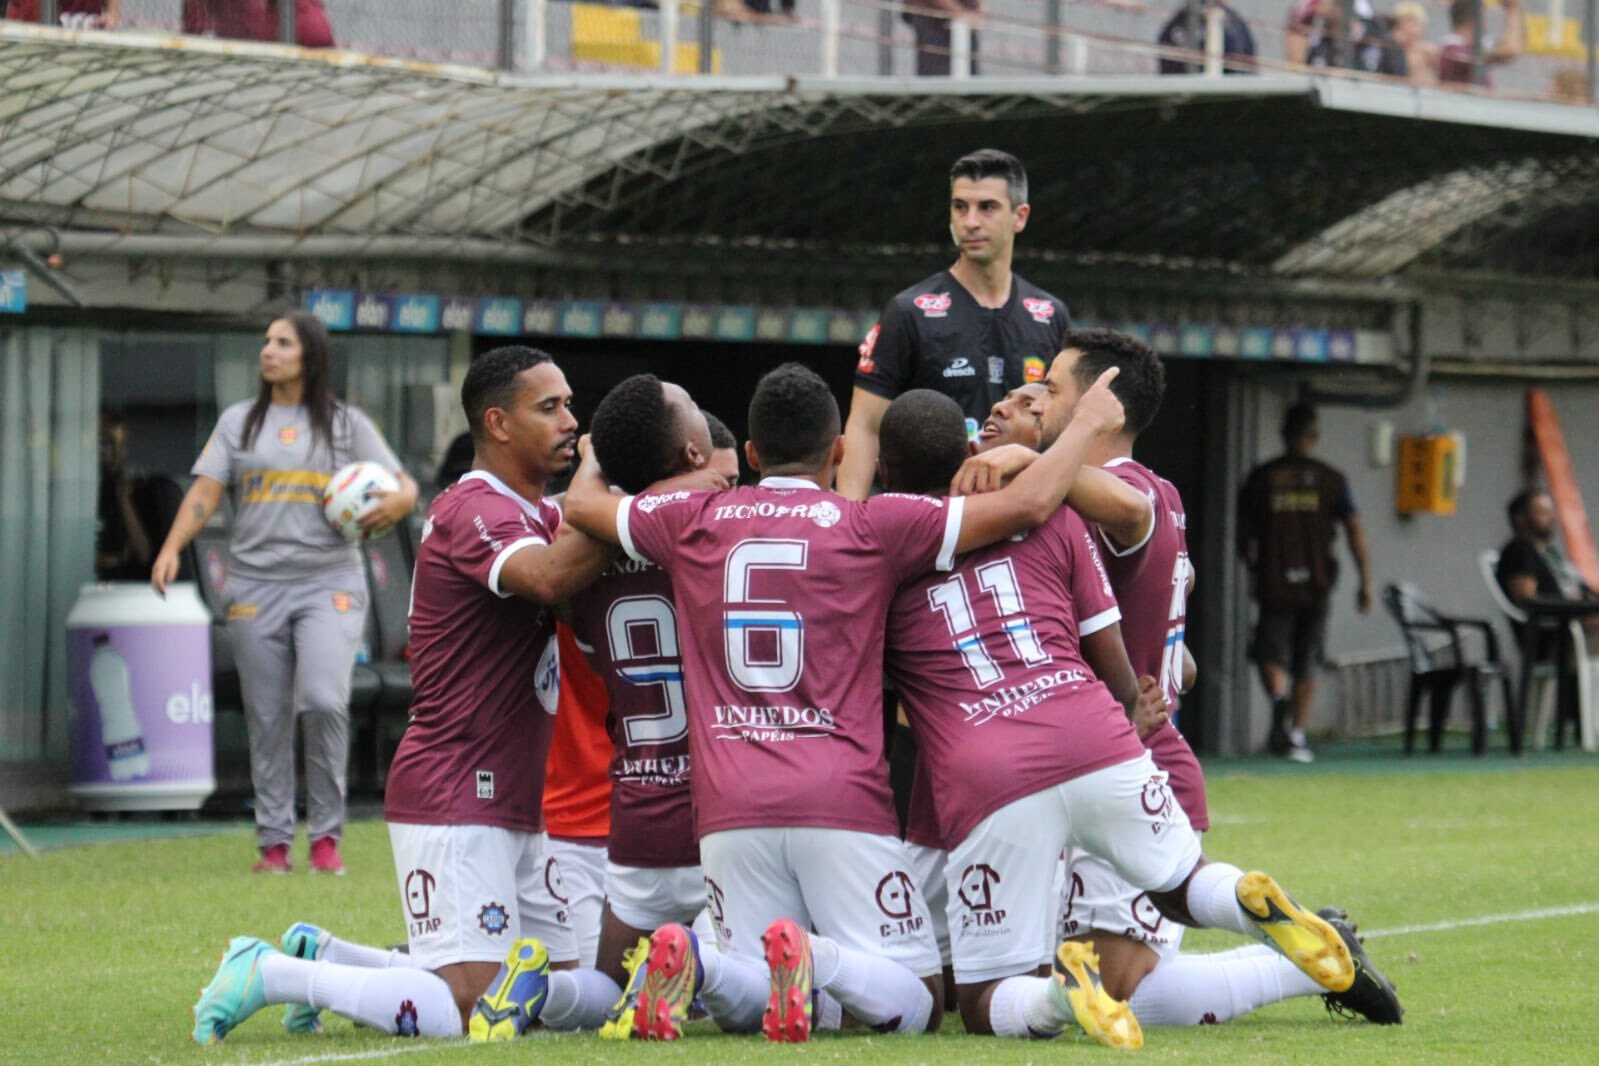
[618, 477, 963, 840]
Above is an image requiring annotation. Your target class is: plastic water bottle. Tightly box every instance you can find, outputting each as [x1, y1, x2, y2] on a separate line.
[88, 635, 151, 781]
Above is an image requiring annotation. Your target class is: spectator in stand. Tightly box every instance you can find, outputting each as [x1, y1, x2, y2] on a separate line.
[1156, 0, 1258, 74]
[182, 0, 334, 48]
[904, 0, 981, 77]
[4, 0, 118, 28]
[1496, 489, 1599, 645]
[1438, 0, 1523, 86]
[1391, 2, 1439, 84]
[1285, 0, 1406, 76]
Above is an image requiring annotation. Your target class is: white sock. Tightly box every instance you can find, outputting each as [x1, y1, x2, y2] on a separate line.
[988, 974, 1070, 1038]
[696, 941, 767, 1033]
[1289, 729, 1308, 747]
[1128, 950, 1323, 1026]
[258, 955, 461, 1036]
[809, 936, 933, 1034]
[1183, 862, 1252, 935]
[814, 990, 845, 1031]
[320, 934, 418, 970]
[541, 968, 621, 1031]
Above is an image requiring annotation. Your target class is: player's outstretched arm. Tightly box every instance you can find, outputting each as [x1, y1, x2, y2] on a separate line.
[151, 474, 226, 596]
[953, 367, 1125, 554]
[562, 437, 627, 546]
[496, 527, 616, 606]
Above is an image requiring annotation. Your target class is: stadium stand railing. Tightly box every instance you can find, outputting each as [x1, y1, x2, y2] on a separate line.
[12, 0, 1595, 104]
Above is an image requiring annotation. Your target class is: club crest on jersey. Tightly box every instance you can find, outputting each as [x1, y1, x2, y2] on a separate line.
[857, 323, 880, 373]
[1023, 298, 1055, 323]
[332, 591, 352, 614]
[1024, 356, 1047, 383]
[987, 356, 1005, 384]
[914, 293, 952, 318]
[810, 500, 842, 528]
[278, 426, 299, 446]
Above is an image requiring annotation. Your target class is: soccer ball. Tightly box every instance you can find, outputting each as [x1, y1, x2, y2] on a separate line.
[322, 461, 399, 542]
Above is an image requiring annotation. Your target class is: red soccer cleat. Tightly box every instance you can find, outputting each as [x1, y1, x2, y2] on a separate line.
[761, 918, 813, 1043]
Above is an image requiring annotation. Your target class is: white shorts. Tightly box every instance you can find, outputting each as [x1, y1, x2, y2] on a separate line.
[387, 823, 578, 969]
[946, 751, 1201, 985]
[905, 843, 951, 968]
[1058, 848, 1188, 960]
[700, 827, 942, 979]
[604, 861, 706, 931]
[540, 838, 606, 968]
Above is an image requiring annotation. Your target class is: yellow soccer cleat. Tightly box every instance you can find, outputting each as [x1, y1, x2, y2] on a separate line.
[1051, 940, 1143, 1051]
[1236, 871, 1354, 993]
[599, 936, 650, 1040]
[468, 938, 550, 1042]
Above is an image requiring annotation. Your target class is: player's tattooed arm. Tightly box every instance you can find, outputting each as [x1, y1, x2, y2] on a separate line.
[151, 474, 226, 597]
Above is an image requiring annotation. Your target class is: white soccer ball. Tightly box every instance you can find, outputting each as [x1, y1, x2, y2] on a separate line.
[322, 461, 399, 542]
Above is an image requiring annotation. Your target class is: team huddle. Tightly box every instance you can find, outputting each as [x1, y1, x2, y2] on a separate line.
[190, 150, 1401, 1051]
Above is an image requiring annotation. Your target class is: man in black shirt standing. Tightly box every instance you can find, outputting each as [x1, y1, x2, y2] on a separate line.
[838, 149, 1070, 500]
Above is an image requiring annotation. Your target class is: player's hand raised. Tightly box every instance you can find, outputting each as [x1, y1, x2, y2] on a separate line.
[950, 444, 1038, 496]
[1071, 366, 1125, 437]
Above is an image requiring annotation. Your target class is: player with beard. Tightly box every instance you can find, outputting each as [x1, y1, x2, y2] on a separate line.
[956, 329, 1401, 1028]
[876, 384, 1365, 1048]
[563, 361, 1127, 1043]
[191, 348, 629, 1045]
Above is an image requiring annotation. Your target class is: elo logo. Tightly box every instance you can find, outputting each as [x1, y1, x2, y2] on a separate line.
[165, 681, 214, 725]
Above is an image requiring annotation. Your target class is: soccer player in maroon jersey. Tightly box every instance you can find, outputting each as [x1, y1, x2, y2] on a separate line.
[190, 348, 631, 1044]
[959, 329, 1400, 1027]
[563, 360, 1128, 1043]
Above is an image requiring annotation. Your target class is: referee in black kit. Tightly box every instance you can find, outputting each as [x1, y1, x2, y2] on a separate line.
[838, 148, 1071, 501]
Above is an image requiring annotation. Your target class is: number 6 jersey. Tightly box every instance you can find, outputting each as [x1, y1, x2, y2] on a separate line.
[617, 477, 963, 840]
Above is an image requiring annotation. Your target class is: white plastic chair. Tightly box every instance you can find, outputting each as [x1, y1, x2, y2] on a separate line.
[1478, 550, 1598, 751]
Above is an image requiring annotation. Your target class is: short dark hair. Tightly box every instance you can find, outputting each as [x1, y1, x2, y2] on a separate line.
[462, 346, 553, 442]
[880, 390, 969, 496]
[1283, 403, 1319, 442]
[747, 363, 840, 471]
[1064, 328, 1165, 436]
[950, 149, 1028, 208]
[1508, 488, 1550, 525]
[591, 374, 680, 495]
[703, 410, 737, 451]
[1449, 0, 1472, 26]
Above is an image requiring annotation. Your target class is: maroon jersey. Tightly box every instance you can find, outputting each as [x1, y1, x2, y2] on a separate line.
[619, 478, 964, 839]
[568, 557, 698, 868]
[1097, 458, 1208, 832]
[385, 472, 562, 833]
[887, 507, 1145, 847]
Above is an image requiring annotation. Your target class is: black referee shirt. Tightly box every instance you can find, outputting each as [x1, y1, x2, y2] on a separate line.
[855, 270, 1071, 438]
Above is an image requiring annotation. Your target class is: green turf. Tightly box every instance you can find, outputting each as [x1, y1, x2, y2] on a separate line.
[4, 762, 1598, 1064]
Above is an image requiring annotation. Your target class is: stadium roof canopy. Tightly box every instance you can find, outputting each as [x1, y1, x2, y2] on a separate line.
[4, 22, 1599, 287]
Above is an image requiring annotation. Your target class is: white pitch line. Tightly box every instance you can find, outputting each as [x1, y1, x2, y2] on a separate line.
[1364, 902, 1599, 939]
[250, 1042, 468, 1066]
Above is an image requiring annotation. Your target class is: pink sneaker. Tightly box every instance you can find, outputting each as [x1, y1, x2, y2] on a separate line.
[251, 843, 293, 874]
[309, 836, 345, 876]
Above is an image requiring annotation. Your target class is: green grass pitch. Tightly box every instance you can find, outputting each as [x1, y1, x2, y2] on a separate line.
[4, 759, 1597, 1064]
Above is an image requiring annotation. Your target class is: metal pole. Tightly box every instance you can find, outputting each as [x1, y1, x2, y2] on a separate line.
[662, 0, 679, 75]
[1586, 0, 1596, 103]
[879, 3, 896, 76]
[1338, 0, 1354, 69]
[0, 806, 38, 859]
[1469, 0, 1485, 86]
[1184, 0, 1201, 73]
[498, 0, 516, 70]
[279, 0, 297, 45]
[821, 0, 841, 76]
[950, 16, 971, 78]
[525, 0, 548, 72]
[700, 0, 715, 73]
[1046, 0, 1063, 75]
[1204, 3, 1225, 73]
[40, 0, 57, 26]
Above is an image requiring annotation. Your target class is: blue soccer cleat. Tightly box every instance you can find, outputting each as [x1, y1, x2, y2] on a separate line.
[468, 938, 550, 1041]
[279, 922, 330, 1034]
[192, 936, 275, 1045]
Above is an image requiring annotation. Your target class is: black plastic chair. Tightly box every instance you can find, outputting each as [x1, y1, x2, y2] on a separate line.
[1381, 582, 1512, 755]
[351, 516, 417, 791]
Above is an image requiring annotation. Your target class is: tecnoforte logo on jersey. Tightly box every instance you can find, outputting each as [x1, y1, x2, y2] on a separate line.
[301, 291, 1390, 365]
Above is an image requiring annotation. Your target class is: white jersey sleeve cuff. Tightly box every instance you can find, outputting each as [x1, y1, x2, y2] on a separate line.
[1097, 489, 1158, 559]
[488, 536, 546, 598]
[936, 495, 966, 572]
[616, 496, 650, 565]
[1079, 606, 1121, 637]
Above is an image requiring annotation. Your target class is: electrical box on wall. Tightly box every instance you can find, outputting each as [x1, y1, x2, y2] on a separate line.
[1396, 434, 1460, 515]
